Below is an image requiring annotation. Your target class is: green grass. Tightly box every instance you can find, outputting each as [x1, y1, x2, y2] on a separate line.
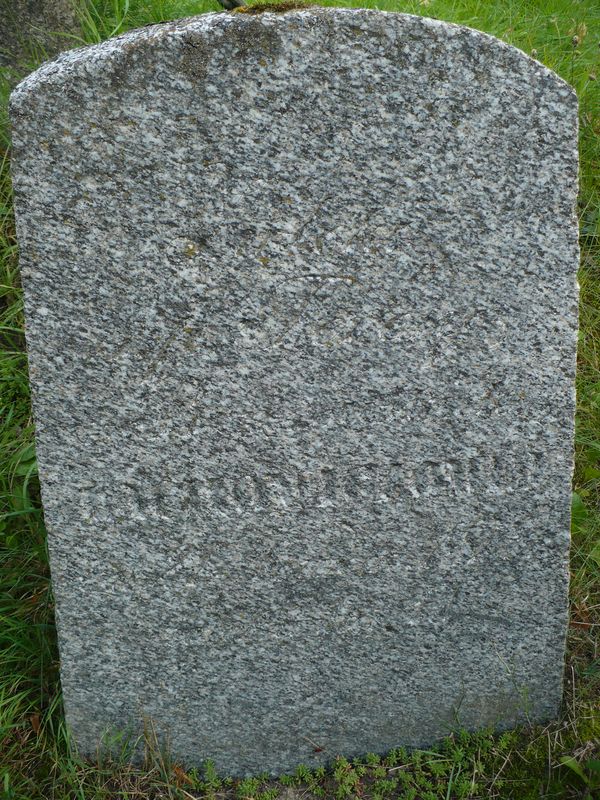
[1, 0, 599, 797]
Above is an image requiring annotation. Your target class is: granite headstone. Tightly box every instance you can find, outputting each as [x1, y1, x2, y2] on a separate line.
[9, 8, 579, 775]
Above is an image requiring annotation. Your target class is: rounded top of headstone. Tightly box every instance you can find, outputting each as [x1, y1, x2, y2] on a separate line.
[10, 7, 575, 114]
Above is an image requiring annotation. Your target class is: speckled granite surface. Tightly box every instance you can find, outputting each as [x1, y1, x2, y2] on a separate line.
[10, 8, 578, 776]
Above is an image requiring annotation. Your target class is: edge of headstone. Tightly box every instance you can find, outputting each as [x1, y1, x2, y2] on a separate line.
[8, 7, 578, 117]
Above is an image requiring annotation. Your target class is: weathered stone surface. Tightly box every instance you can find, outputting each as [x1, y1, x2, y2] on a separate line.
[10, 8, 578, 775]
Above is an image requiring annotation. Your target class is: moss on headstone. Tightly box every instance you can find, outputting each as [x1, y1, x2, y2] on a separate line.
[234, 1, 316, 15]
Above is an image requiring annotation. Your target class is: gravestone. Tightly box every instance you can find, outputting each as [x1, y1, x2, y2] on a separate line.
[10, 7, 579, 776]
